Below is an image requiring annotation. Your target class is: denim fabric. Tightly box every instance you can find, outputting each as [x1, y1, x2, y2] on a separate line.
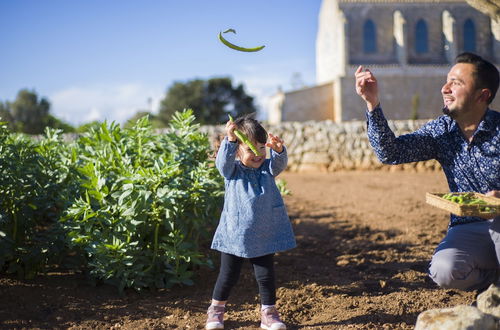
[366, 106, 500, 227]
[211, 137, 296, 258]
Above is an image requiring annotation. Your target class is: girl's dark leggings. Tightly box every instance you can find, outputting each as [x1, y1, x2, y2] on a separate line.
[212, 252, 276, 305]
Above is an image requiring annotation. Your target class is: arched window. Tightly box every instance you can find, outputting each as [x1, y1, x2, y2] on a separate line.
[463, 19, 476, 52]
[415, 19, 428, 54]
[363, 20, 377, 53]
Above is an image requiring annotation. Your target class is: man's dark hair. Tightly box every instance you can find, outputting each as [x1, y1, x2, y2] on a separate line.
[456, 52, 499, 104]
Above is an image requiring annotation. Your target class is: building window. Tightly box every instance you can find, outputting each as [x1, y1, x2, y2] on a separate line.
[463, 19, 476, 52]
[415, 19, 428, 54]
[363, 20, 377, 53]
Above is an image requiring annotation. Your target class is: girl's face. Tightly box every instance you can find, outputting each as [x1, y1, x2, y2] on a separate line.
[237, 141, 266, 168]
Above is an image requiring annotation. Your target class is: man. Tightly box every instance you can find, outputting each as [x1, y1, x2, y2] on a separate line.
[355, 52, 500, 293]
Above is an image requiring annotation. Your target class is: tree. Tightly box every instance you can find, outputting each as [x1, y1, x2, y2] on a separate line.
[0, 102, 13, 129]
[45, 115, 76, 133]
[158, 77, 257, 125]
[1, 89, 74, 134]
[10, 89, 51, 134]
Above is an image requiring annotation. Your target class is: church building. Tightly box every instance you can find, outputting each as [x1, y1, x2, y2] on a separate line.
[268, 0, 500, 123]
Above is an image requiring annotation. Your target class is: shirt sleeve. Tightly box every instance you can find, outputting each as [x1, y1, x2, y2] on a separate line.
[215, 137, 238, 179]
[269, 146, 288, 177]
[366, 105, 438, 164]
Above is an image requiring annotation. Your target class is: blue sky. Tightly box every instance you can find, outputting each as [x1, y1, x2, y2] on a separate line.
[0, 0, 322, 125]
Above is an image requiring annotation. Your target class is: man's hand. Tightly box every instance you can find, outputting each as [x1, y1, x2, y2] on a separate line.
[355, 65, 380, 111]
[266, 133, 284, 153]
[486, 190, 500, 198]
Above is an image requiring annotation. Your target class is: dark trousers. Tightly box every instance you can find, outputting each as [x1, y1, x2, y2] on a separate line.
[212, 252, 276, 305]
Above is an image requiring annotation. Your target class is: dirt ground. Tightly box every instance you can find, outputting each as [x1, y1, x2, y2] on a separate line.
[0, 171, 477, 329]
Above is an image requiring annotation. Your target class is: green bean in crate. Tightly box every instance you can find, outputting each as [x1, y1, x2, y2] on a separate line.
[426, 192, 500, 218]
[441, 192, 488, 205]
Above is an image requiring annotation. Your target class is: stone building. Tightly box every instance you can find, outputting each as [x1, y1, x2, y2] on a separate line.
[267, 0, 500, 123]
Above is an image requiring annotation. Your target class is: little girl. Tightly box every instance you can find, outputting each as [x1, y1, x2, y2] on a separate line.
[205, 115, 296, 330]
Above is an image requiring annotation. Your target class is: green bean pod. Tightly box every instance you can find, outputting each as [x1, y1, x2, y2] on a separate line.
[218, 29, 265, 52]
[228, 115, 261, 156]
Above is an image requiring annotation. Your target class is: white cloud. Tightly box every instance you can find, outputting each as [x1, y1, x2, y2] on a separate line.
[50, 83, 164, 126]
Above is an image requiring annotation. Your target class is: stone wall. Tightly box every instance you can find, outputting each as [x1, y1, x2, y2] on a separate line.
[280, 83, 335, 122]
[200, 119, 442, 172]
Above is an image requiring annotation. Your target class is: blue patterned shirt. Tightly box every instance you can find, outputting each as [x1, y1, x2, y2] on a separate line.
[366, 106, 500, 227]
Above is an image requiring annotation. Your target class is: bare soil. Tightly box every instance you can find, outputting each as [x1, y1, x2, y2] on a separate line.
[0, 171, 476, 329]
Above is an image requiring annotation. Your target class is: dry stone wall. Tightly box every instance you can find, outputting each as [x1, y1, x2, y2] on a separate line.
[200, 119, 442, 172]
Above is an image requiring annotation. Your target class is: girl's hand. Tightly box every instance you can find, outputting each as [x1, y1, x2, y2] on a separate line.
[225, 120, 238, 142]
[266, 133, 284, 153]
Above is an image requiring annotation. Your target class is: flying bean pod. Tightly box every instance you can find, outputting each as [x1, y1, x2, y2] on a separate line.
[218, 29, 265, 52]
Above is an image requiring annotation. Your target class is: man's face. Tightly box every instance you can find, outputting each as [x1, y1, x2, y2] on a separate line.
[237, 141, 266, 168]
[441, 63, 483, 117]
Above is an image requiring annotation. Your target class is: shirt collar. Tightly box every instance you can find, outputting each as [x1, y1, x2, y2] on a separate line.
[447, 108, 495, 134]
[476, 108, 496, 132]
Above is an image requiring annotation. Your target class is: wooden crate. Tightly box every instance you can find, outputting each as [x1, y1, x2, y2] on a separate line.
[426, 192, 500, 218]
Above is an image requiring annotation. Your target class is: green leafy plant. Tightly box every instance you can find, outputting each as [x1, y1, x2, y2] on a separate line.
[62, 110, 224, 292]
[0, 124, 75, 278]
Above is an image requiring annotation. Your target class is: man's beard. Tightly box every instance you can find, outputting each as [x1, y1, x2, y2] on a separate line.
[442, 106, 457, 118]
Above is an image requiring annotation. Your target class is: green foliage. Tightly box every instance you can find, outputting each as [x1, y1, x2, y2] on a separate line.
[0, 110, 224, 292]
[46, 115, 76, 133]
[62, 110, 223, 292]
[10, 89, 50, 134]
[123, 112, 164, 129]
[0, 103, 14, 129]
[159, 77, 256, 125]
[76, 120, 103, 134]
[0, 125, 77, 278]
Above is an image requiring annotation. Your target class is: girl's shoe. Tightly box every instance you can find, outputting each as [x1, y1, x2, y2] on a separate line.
[260, 306, 286, 330]
[206, 305, 225, 329]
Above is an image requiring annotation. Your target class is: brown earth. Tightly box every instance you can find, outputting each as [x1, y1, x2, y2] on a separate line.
[0, 171, 477, 329]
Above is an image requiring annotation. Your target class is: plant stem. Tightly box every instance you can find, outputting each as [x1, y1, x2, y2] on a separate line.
[12, 210, 17, 241]
[144, 222, 159, 273]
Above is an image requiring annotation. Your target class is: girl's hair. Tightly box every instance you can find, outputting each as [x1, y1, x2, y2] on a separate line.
[211, 114, 267, 158]
[233, 114, 267, 144]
